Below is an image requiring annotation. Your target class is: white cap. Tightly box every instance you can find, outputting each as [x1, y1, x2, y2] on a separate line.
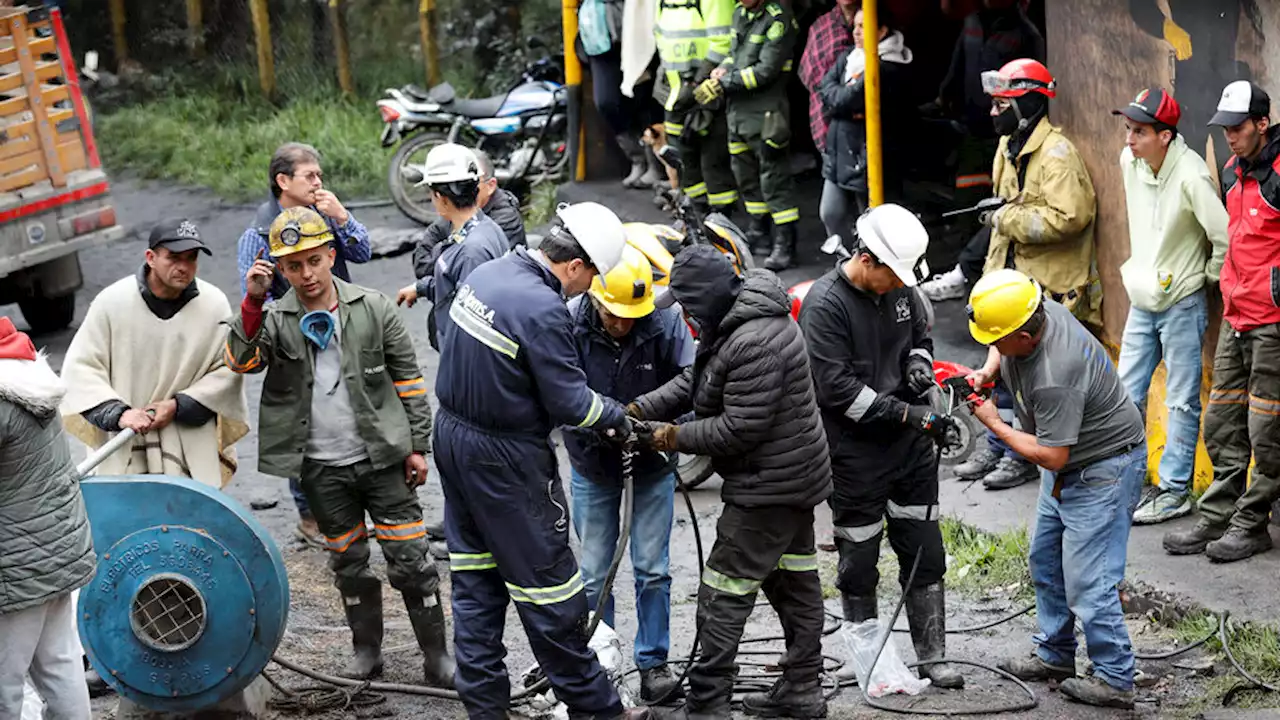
[1208, 80, 1271, 127]
[423, 143, 481, 184]
[855, 203, 930, 287]
[553, 202, 627, 276]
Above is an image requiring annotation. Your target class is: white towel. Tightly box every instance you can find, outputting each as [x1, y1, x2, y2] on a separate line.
[620, 0, 657, 98]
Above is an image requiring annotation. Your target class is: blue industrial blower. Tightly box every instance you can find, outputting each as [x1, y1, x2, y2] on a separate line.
[78, 474, 290, 713]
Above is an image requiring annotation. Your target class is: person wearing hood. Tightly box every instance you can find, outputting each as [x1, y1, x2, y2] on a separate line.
[1112, 87, 1227, 526]
[960, 58, 1100, 494]
[817, 1, 915, 245]
[1164, 81, 1280, 563]
[0, 317, 96, 719]
[798, 204, 965, 691]
[631, 246, 832, 720]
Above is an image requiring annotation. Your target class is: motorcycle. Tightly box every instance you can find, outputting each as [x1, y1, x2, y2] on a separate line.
[377, 51, 569, 224]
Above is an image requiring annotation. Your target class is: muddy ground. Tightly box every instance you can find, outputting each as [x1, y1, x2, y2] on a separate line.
[8, 177, 1242, 719]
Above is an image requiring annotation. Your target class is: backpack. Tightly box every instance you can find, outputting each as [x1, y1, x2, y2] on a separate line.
[578, 0, 613, 56]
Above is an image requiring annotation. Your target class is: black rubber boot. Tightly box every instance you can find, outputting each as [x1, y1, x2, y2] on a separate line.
[741, 678, 827, 718]
[842, 592, 877, 623]
[404, 591, 456, 688]
[339, 585, 384, 679]
[1162, 519, 1226, 555]
[747, 215, 771, 256]
[904, 582, 964, 689]
[640, 663, 685, 704]
[764, 222, 797, 271]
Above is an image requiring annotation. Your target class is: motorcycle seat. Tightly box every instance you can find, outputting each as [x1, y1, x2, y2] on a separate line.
[443, 94, 508, 118]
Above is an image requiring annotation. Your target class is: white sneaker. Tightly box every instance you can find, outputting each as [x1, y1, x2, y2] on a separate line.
[920, 266, 967, 301]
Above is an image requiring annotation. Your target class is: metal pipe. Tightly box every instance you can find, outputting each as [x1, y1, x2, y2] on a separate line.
[561, 0, 586, 182]
[76, 428, 136, 478]
[419, 0, 441, 87]
[861, 0, 884, 208]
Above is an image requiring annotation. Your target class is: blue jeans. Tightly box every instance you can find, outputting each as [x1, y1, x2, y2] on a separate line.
[1117, 290, 1208, 495]
[986, 383, 1021, 459]
[1030, 444, 1146, 690]
[570, 469, 675, 670]
[289, 477, 312, 519]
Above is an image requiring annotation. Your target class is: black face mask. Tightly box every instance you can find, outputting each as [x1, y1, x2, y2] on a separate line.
[993, 106, 1020, 136]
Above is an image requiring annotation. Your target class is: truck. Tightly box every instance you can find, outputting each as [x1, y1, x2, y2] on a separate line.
[0, 4, 123, 334]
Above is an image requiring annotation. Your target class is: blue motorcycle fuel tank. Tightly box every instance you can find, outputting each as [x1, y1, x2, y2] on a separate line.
[471, 80, 561, 135]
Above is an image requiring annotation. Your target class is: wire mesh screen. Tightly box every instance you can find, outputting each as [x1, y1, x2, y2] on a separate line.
[130, 574, 208, 652]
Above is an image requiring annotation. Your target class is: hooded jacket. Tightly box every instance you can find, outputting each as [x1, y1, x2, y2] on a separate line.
[1220, 126, 1280, 331]
[1120, 134, 1229, 313]
[0, 325, 96, 614]
[633, 269, 832, 509]
[819, 32, 915, 194]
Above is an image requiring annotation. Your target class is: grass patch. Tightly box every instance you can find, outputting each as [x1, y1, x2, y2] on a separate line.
[941, 518, 1032, 599]
[521, 181, 559, 228]
[1164, 610, 1280, 713]
[96, 94, 390, 202]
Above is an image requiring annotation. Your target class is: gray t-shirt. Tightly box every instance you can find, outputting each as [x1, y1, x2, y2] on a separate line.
[306, 318, 369, 467]
[1002, 300, 1145, 474]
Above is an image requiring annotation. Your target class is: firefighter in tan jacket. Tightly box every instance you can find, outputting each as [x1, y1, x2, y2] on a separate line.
[983, 58, 1101, 331]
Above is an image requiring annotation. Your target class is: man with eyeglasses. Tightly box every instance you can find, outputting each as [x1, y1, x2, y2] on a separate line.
[236, 141, 373, 550]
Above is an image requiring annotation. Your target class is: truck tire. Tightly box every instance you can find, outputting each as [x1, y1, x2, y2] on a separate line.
[18, 292, 75, 334]
[676, 453, 714, 490]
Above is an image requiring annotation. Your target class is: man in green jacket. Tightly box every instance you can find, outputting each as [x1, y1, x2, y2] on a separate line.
[226, 207, 454, 688]
[697, 0, 800, 270]
[1112, 87, 1228, 525]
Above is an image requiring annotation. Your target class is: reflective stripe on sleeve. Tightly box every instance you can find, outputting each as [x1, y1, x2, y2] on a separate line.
[395, 376, 427, 398]
[844, 386, 878, 422]
[450, 301, 520, 359]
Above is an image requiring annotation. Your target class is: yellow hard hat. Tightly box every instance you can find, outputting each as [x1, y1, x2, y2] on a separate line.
[967, 269, 1043, 344]
[269, 206, 334, 258]
[589, 245, 655, 319]
[622, 222, 676, 286]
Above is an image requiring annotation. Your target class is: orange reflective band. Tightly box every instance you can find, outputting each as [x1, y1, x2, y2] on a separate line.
[955, 174, 993, 189]
[223, 344, 262, 373]
[1249, 394, 1280, 416]
[395, 376, 427, 398]
[394, 377, 425, 386]
[1210, 388, 1247, 406]
[325, 524, 368, 553]
[374, 520, 427, 541]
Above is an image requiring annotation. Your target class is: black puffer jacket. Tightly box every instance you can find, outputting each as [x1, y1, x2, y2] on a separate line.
[633, 270, 832, 509]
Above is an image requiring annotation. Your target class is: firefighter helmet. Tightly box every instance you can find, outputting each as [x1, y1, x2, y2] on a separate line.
[966, 269, 1044, 344]
[982, 58, 1057, 99]
[269, 206, 334, 258]
[590, 244, 656, 319]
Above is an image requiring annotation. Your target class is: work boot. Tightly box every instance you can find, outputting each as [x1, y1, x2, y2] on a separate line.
[648, 701, 731, 719]
[339, 586, 384, 679]
[1205, 526, 1273, 563]
[404, 591, 456, 688]
[904, 582, 964, 689]
[741, 678, 827, 718]
[833, 593, 877, 681]
[747, 215, 771, 256]
[1059, 676, 1135, 709]
[618, 134, 649, 189]
[952, 446, 1001, 481]
[1162, 519, 1226, 555]
[982, 456, 1038, 490]
[764, 222, 797, 271]
[997, 651, 1074, 682]
[640, 664, 684, 704]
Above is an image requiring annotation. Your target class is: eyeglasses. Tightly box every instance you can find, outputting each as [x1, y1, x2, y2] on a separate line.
[293, 170, 323, 183]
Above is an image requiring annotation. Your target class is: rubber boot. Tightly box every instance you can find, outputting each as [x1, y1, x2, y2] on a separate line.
[834, 593, 876, 681]
[747, 215, 771, 257]
[404, 591, 456, 688]
[339, 585, 384, 679]
[619, 134, 649, 189]
[904, 582, 964, 689]
[741, 678, 827, 718]
[764, 222, 797, 271]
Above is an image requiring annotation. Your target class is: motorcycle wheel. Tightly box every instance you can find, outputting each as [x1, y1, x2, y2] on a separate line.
[676, 453, 714, 490]
[939, 411, 982, 468]
[388, 130, 450, 225]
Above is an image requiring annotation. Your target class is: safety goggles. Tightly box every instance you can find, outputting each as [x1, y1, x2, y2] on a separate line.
[981, 70, 1054, 97]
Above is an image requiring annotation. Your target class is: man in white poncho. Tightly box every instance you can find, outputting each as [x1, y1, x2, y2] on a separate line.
[60, 218, 248, 488]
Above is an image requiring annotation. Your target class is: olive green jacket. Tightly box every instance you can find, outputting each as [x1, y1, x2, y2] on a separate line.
[224, 280, 431, 479]
[719, 0, 797, 135]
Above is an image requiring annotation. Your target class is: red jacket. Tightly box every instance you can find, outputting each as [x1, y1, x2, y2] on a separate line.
[1221, 129, 1280, 331]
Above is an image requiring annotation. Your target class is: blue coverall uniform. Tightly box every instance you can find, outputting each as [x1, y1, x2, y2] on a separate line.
[434, 246, 628, 719]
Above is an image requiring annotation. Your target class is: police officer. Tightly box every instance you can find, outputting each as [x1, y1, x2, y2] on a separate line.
[696, 0, 800, 270]
[433, 202, 650, 720]
[798, 204, 964, 690]
[656, 0, 739, 216]
[226, 207, 453, 687]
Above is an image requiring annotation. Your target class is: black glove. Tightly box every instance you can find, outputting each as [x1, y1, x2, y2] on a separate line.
[601, 415, 633, 444]
[904, 405, 955, 439]
[906, 357, 934, 397]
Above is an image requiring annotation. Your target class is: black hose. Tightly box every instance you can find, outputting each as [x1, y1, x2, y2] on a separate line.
[1219, 612, 1280, 695]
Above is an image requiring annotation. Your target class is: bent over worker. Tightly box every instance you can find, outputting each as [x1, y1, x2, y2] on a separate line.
[798, 204, 963, 690]
[634, 246, 831, 720]
[433, 202, 649, 720]
[226, 207, 453, 688]
[967, 270, 1146, 710]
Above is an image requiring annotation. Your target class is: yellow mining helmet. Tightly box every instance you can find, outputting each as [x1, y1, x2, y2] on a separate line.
[589, 245, 655, 319]
[269, 206, 334, 258]
[967, 269, 1043, 344]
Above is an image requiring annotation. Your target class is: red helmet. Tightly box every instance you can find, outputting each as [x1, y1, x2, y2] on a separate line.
[982, 58, 1056, 99]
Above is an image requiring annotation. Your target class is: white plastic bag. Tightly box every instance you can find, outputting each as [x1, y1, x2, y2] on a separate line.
[524, 620, 636, 720]
[20, 678, 43, 720]
[842, 619, 931, 697]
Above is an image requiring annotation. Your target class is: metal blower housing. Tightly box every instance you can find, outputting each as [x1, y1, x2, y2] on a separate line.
[78, 475, 289, 712]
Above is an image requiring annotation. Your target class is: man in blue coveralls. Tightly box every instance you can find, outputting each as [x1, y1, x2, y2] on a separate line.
[433, 201, 651, 720]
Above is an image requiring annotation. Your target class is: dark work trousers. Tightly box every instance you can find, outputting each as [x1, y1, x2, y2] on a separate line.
[1198, 322, 1280, 532]
[829, 429, 945, 598]
[666, 109, 738, 209]
[434, 410, 621, 720]
[299, 458, 438, 598]
[952, 136, 999, 260]
[689, 504, 823, 710]
[957, 226, 991, 285]
[589, 48, 630, 137]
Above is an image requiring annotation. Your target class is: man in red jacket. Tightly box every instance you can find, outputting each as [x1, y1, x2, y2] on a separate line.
[1164, 81, 1280, 563]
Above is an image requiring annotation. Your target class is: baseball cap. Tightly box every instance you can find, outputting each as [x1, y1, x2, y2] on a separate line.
[655, 244, 743, 312]
[1208, 81, 1271, 127]
[1112, 87, 1181, 128]
[148, 218, 211, 255]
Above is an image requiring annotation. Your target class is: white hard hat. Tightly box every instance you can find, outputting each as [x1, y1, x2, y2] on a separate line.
[855, 203, 930, 287]
[423, 143, 480, 185]
[553, 202, 626, 276]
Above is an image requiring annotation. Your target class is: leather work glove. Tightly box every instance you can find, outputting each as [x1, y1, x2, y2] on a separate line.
[626, 402, 644, 419]
[694, 77, 723, 106]
[905, 357, 934, 397]
[643, 423, 679, 452]
[904, 405, 955, 439]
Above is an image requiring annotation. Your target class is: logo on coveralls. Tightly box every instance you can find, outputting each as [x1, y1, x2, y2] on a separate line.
[456, 285, 496, 323]
[895, 297, 911, 323]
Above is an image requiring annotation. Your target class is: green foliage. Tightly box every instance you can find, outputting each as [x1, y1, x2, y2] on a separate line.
[940, 518, 1033, 599]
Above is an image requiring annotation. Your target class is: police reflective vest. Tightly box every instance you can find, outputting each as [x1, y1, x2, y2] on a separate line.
[656, 0, 735, 110]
